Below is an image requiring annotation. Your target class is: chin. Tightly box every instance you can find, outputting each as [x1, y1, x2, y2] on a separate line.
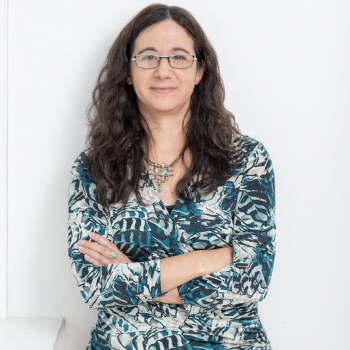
[139, 96, 188, 115]
[149, 102, 182, 114]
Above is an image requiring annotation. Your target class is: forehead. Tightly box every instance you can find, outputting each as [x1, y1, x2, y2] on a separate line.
[132, 20, 195, 54]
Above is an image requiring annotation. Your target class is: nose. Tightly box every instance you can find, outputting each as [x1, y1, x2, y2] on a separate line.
[153, 57, 172, 78]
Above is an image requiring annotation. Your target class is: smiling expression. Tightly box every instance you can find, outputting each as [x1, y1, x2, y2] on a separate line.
[127, 20, 205, 117]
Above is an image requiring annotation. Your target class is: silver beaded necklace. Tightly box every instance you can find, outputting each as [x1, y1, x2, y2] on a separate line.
[145, 151, 184, 193]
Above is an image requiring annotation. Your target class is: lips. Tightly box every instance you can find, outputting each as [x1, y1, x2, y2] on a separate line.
[150, 87, 176, 93]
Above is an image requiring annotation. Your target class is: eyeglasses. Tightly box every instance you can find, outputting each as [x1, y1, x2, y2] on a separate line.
[130, 54, 198, 69]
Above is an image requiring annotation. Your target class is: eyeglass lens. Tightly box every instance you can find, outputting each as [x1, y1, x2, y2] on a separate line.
[136, 55, 194, 69]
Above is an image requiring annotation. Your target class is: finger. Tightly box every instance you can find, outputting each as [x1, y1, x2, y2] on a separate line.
[79, 237, 129, 264]
[88, 232, 119, 251]
[79, 241, 115, 263]
[79, 240, 122, 265]
[79, 246, 112, 266]
[80, 240, 106, 253]
[84, 234, 121, 258]
[84, 254, 103, 267]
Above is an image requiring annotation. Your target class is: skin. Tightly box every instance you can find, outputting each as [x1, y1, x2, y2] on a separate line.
[77, 233, 232, 304]
[127, 20, 204, 120]
[78, 20, 233, 305]
[127, 20, 205, 165]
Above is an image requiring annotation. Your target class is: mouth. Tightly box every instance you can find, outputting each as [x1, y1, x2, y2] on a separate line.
[150, 87, 177, 93]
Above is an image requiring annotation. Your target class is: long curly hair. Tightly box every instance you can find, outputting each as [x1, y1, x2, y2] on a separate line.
[85, 4, 243, 208]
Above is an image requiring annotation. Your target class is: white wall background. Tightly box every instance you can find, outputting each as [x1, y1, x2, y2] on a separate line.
[0, 0, 8, 320]
[0, 0, 349, 349]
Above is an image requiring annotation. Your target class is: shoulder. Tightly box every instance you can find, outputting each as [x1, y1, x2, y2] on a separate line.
[231, 133, 274, 173]
[70, 150, 94, 184]
[232, 133, 265, 154]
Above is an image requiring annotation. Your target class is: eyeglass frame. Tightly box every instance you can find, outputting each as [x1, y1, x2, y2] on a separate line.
[130, 54, 198, 69]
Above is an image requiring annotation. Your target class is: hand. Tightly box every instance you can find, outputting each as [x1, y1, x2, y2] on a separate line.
[158, 288, 183, 305]
[77, 232, 132, 267]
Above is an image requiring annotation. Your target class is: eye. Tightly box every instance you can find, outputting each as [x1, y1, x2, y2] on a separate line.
[172, 55, 187, 60]
[140, 55, 158, 61]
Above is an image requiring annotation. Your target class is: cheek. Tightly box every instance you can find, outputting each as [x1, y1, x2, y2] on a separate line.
[183, 69, 199, 85]
[180, 74, 198, 94]
[131, 76, 148, 96]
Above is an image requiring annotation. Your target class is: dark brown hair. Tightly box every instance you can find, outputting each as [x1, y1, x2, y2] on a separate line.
[85, 3, 243, 208]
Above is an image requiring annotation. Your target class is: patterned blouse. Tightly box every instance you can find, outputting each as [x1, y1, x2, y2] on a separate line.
[67, 134, 276, 350]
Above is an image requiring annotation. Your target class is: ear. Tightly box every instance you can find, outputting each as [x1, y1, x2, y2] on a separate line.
[126, 76, 133, 85]
[195, 60, 205, 85]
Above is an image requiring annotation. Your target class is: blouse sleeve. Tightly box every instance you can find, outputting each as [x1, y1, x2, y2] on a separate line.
[177, 141, 276, 315]
[67, 156, 165, 310]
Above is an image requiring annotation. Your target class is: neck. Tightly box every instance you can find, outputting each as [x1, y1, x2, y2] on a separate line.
[140, 111, 190, 163]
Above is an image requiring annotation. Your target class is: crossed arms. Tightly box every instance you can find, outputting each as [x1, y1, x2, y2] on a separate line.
[67, 141, 276, 314]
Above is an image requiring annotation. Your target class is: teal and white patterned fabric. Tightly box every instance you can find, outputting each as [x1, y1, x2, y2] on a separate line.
[67, 134, 276, 349]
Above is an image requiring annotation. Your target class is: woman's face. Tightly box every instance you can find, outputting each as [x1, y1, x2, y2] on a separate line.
[127, 20, 205, 117]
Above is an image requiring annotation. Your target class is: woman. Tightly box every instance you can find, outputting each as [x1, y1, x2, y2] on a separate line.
[68, 4, 276, 350]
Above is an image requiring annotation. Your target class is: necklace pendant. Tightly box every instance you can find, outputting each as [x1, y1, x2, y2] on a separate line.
[145, 150, 184, 196]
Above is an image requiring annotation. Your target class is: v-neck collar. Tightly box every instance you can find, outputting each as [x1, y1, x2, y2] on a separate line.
[139, 161, 195, 217]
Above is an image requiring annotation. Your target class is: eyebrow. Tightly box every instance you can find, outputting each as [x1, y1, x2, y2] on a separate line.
[136, 47, 191, 55]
